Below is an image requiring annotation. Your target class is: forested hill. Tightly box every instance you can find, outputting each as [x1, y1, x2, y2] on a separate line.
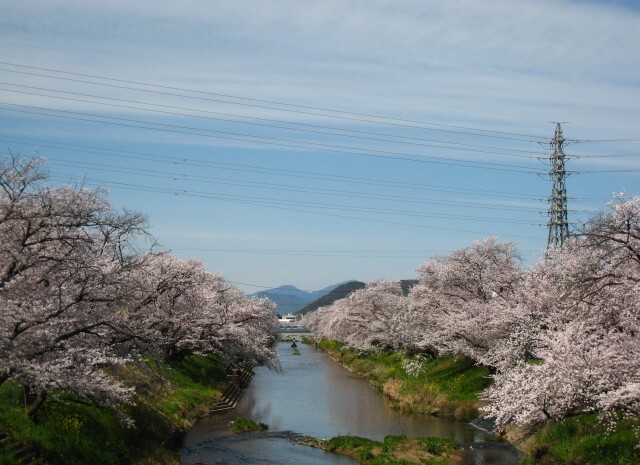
[296, 281, 366, 315]
[252, 282, 352, 313]
[296, 280, 418, 315]
[399, 279, 418, 295]
[252, 285, 315, 313]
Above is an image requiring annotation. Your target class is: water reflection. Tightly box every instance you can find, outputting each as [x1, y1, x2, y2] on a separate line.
[180, 343, 520, 465]
[181, 429, 355, 465]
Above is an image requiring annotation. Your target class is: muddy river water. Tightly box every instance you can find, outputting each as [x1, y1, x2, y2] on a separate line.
[180, 342, 520, 465]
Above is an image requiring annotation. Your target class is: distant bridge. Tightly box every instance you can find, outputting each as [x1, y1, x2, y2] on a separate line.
[278, 326, 314, 341]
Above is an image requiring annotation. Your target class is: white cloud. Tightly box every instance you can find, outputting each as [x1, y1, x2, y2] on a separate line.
[0, 0, 638, 288]
[1, 1, 637, 131]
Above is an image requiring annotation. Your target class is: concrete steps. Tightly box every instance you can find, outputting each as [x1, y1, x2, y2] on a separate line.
[209, 384, 244, 413]
[0, 431, 51, 465]
[209, 364, 255, 413]
[0, 364, 259, 463]
[238, 365, 255, 388]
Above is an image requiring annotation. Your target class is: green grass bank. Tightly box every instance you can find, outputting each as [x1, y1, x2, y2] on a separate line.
[313, 338, 640, 465]
[0, 354, 227, 465]
[520, 414, 639, 465]
[292, 433, 458, 465]
[228, 417, 268, 433]
[315, 339, 489, 421]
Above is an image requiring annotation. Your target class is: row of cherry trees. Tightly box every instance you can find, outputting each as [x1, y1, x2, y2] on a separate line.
[0, 156, 279, 418]
[304, 195, 639, 432]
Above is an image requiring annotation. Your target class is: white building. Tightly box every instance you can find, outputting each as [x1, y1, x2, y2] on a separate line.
[277, 313, 298, 324]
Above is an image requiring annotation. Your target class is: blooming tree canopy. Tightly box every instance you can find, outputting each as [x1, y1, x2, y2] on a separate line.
[305, 280, 408, 351]
[305, 200, 639, 434]
[0, 156, 147, 413]
[485, 195, 640, 429]
[408, 237, 523, 364]
[0, 155, 279, 417]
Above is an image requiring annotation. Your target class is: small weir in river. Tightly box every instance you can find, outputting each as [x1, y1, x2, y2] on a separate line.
[180, 342, 520, 465]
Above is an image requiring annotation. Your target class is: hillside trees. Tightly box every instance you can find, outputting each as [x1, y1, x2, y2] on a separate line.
[0, 155, 278, 417]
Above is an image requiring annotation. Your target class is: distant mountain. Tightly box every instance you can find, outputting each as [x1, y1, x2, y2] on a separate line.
[252, 282, 350, 313]
[296, 279, 419, 315]
[296, 281, 366, 315]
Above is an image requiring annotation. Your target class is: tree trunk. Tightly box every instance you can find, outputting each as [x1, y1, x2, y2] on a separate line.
[166, 346, 187, 363]
[27, 389, 47, 418]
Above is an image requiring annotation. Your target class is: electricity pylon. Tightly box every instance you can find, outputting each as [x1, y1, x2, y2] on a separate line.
[546, 123, 571, 248]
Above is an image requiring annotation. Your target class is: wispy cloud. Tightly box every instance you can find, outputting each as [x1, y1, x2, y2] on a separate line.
[0, 0, 638, 288]
[1, 0, 638, 133]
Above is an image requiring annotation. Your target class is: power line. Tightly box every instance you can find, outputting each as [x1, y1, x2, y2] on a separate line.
[0, 86, 539, 159]
[47, 157, 552, 217]
[575, 138, 640, 143]
[575, 152, 640, 158]
[0, 134, 554, 200]
[47, 163, 545, 223]
[41, 157, 595, 215]
[0, 83, 545, 158]
[5, 134, 615, 206]
[47, 173, 546, 240]
[0, 102, 543, 173]
[0, 61, 547, 141]
[576, 168, 640, 174]
[171, 247, 543, 257]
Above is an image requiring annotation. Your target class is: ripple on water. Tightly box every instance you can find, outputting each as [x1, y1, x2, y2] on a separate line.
[181, 430, 356, 465]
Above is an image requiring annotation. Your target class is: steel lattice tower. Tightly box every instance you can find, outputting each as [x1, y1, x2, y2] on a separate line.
[547, 123, 570, 247]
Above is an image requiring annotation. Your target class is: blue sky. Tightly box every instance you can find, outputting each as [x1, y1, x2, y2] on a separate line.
[0, 0, 638, 292]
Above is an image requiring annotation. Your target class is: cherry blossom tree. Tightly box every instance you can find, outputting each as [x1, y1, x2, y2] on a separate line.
[0, 155, 147, 415]
[305, 281, 408, 351]
[484, 321, 638, 427]
[484, 195, 640, 431]
[302, 194, 640, 440]
[0, 155, 279, 418]
[306, 240, 524, 360]
[204, 275, 279, 369]
[408, 237, 523, 364]
[305, 194, 639, 436]
[122, 253, 278, 367]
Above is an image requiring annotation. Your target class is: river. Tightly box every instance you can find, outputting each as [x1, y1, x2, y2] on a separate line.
[180, 342, 520, 465]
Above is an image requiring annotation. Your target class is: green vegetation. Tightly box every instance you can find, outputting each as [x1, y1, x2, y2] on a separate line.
[0, 354, 228, 465]
[316, 339, 640, 464]
[293, 434, 457, 465]
[522, 414, 640, 465]
[316, 339, 490, 420]
[229, 417, 268, 433]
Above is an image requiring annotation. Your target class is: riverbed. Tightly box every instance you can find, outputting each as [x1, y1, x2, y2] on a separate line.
[180, 342, 520, 465]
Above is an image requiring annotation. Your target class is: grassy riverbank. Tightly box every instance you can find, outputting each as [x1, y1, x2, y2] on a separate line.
[0, 354, 227, 465]
[520, 414, 639, 465]
[316, 339, 489, 421]
[229, 417, 268, 433]
[293, 434, 457, 465]
[314, 339, 640, 465]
